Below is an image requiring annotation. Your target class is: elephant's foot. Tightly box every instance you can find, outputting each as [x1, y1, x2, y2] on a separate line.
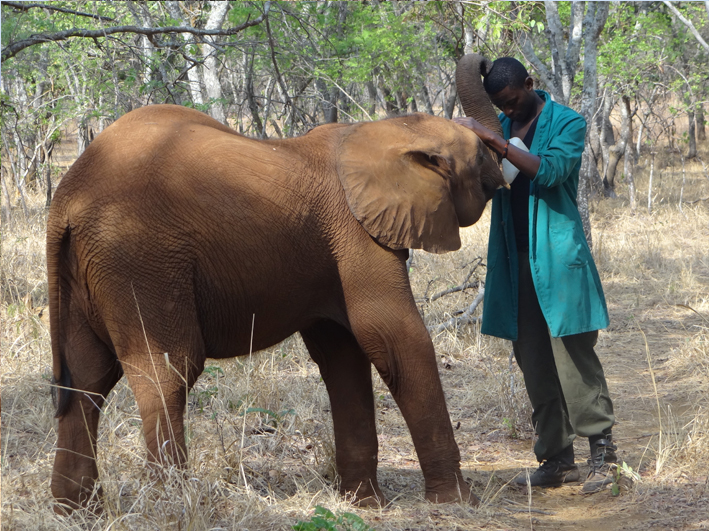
[341, 479, 388, 508]
[51, 481, 103, 516]
[424, 474, 480, 506]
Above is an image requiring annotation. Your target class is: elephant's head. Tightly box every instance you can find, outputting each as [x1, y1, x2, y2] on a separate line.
[336, 112, 504, 254]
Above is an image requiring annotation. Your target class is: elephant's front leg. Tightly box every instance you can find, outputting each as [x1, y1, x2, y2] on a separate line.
[300, 320, 385, 506]
[348, 285, 477, 505]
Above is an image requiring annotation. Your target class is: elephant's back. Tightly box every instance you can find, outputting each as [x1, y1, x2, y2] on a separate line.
[48, 106, 353, 355]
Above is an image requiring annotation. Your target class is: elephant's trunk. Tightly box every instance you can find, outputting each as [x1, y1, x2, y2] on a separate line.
[455, 54, 504, 163]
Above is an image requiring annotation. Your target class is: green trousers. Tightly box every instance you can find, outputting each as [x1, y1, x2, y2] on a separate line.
[514, 251, 615, 462]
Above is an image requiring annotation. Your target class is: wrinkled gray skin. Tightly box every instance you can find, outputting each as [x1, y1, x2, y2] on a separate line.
[456, 53, 504, 162]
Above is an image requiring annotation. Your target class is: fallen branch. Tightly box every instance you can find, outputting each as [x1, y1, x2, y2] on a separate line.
[426, 257, 483, 303]
[429, 281, 479, 303]
[428, 289, 484, 334]
[503, 506, 556, 516]
[683, 197, 709, 204]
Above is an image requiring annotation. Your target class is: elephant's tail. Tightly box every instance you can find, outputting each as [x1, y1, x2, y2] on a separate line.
[47, 222, 73, 418]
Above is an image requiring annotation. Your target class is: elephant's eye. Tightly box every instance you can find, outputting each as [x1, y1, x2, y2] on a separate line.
[427, 154, 439, 167]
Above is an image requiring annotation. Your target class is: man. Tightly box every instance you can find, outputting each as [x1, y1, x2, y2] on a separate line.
[454, 57, 617, 493]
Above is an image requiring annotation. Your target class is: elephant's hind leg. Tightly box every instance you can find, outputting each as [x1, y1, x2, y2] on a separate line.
[112, 289, 206, 472]
[301, 320, 385, 507]
[120, 343, 204, 469]
[51, 312, 123, 514]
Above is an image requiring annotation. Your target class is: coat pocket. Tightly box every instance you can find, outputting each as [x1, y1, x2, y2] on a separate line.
[549, 220, 589, 269]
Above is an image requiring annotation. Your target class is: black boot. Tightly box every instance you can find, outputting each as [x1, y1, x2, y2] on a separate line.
[515, 444, 580, 487]
[582, 433, 618, 493]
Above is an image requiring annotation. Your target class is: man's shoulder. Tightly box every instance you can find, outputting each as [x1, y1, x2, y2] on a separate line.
[550, 100, 584, 122]
[542, 94, 585, 126]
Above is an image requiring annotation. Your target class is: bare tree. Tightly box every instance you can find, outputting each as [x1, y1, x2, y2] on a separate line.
[201, 1, 230, 123]
[577, 1, 609, 245]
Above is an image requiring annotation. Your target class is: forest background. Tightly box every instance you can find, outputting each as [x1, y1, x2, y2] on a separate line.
[2, 2, 709, 531]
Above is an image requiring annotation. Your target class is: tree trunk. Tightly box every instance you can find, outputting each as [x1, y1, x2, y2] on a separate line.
[419, 82, 433, 115]
[444, 80, 457, 120]
[687, 107, 697, 159]
[380, 84, 400, 115]
[624, 133, 636, 213]
[365, 80, 377, 117]
[202, 1, 230, 124]
[166, 1, 204, 106]
[578, 153, 594, 248]
[697, 102, 706, 141]
[647, 152, 655, 214]
[244, 52, 264, 136]
[577, 1, 608, 242]
[316, 79, 338, 123]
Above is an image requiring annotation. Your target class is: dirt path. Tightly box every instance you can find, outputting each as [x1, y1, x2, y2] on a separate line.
[453, 281, 709, 530]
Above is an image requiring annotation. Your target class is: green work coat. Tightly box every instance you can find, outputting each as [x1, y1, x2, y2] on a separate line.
[481, 91, 610, 340]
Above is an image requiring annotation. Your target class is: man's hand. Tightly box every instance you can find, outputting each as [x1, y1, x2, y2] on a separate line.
[454, 116, 541, 179]
[453, 117, 504, 155]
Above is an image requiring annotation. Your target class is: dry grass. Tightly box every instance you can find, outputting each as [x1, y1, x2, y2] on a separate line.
[2, 142, 709, 530]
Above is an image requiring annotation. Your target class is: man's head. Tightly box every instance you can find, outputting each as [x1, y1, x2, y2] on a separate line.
[483, 57, 539, 124]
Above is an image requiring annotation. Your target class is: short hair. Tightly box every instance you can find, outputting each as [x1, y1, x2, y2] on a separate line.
[483, 57, 529, 95]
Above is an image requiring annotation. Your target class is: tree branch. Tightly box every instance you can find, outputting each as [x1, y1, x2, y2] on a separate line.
[662, 1, 709, 54]
[516, 32, 559, 100]
[2, 4, 271, 63]
[2, 1, 115, 22]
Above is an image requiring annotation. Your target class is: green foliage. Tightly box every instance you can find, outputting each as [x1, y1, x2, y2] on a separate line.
[293, 506, 373, 531]
[610, 462, 641, 496]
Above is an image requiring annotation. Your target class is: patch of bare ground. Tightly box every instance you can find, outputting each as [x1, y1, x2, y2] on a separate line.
[2, 145, 708, 530]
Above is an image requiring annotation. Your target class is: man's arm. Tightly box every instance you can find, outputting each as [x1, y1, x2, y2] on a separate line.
[532, 113, 586, 188]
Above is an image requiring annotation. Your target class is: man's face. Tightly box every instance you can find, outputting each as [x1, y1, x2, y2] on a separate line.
[489, 77, 537, 123]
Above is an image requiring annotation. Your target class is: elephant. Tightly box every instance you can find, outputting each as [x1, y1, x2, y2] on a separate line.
[47, 56, 504, 513]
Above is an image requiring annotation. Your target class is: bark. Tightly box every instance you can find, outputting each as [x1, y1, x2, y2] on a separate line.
[515, 0, 584, 105]
[623, 127, 636, 214]
[202, 1, 230, 123]
[166, 1, 204, 106]
[647, 152, 655, 214]
[444, 81, 457, 120]
[578, 155, 594, 248]
[458, 3, 475, 54]
[604, 96, 634, 198]
[687, 107, 697, 159]
[697, 102, 706, 141]
[126, 2, 153, 87]
[419, 82, 434, 115]
[396, 90, 409, 114]
[380, 84, 400, 115]
[316, 79, 338, 123]
[577, 1, 609, 244]
[244, 52, 264, 136]
[3, 1, 114, 21]
[365, 80, 377, 116]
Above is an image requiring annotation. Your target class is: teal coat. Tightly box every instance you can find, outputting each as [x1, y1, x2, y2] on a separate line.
[481, 91, 609, 340]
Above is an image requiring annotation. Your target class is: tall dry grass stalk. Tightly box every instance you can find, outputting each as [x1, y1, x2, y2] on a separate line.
[2, 143, 708, 529]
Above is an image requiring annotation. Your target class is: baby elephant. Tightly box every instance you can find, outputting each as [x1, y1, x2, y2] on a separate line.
[47, 103, 503, 513]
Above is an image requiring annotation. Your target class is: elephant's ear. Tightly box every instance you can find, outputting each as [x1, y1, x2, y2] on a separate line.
[336, 119, 461, 254]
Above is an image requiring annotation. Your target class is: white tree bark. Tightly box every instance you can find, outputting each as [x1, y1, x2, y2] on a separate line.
[517, 1, 584, 105]
[578, 1, 608, 246]
[202, 1, 230, 123]
[166, 1, 204, 106]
